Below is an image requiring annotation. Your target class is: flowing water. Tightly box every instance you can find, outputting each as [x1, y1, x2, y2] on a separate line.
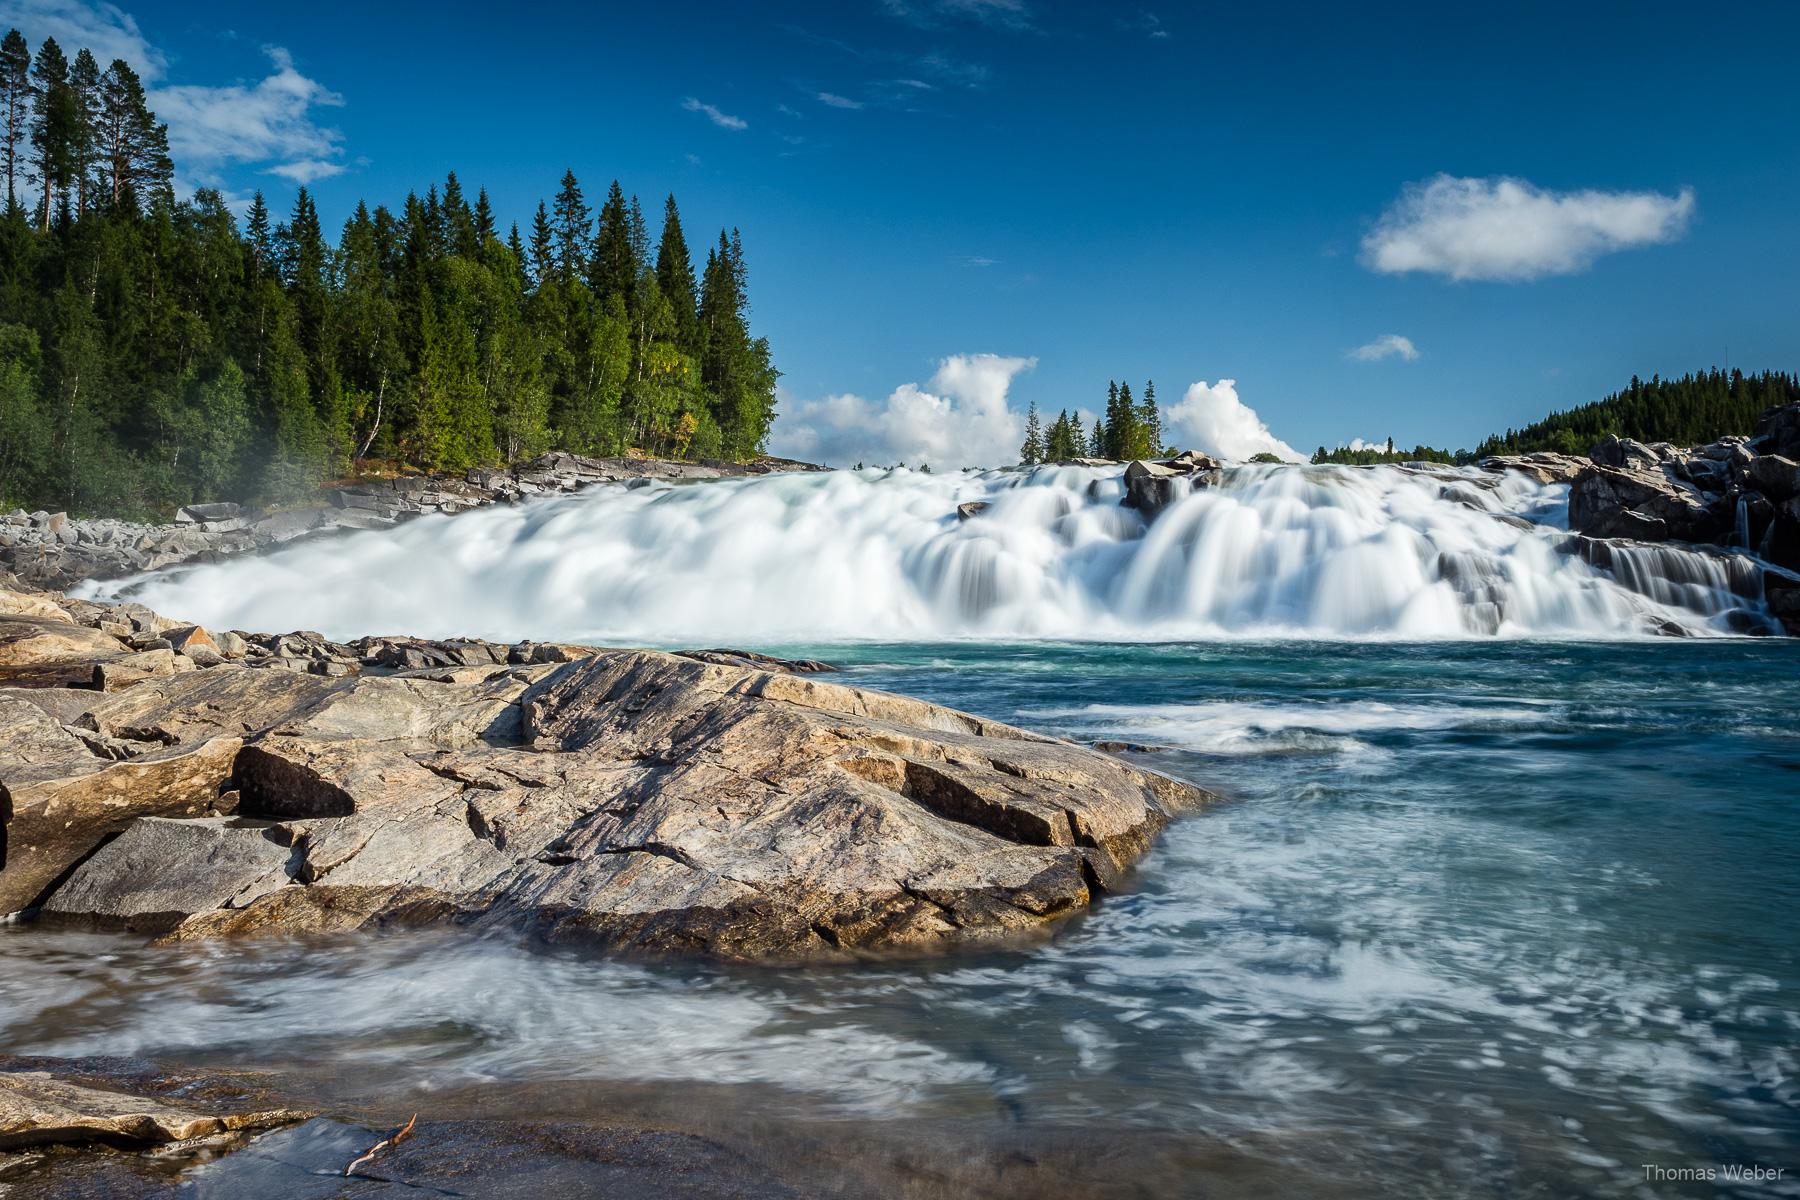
[11, 468, 1798, 1197]
[81, 463, 1776, 642]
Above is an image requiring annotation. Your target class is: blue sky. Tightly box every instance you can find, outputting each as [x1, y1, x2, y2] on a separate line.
[6, 0, 1798, 464]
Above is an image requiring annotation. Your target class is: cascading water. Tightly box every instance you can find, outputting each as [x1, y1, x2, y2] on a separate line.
[85, 464, 1777, 643]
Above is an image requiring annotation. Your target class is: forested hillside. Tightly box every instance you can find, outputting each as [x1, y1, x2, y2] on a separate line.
[1470, 370, 1799, 459]
[0, 28, 777, 517]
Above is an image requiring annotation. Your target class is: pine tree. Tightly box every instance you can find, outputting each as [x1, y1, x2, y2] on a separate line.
[94, 57, 169, 211]
[29, 36, 73, 231]
[1091, 418, 1104, 457]
[67, 49, 98, 215]
[1020, 400, 1043, 465]
[0, 30, 28, 214]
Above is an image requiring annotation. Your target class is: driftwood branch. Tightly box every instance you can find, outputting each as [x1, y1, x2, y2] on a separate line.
[344, 1111, 417, 1177]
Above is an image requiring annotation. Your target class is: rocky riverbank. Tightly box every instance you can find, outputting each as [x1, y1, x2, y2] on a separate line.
[0, 452, 822, 592]
[0, 582, 1210, 955]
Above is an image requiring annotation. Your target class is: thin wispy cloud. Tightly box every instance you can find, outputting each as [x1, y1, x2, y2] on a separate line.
[1121, 11, 1170, 39]
[1348, 334, 1419, 363]
[915, 51, 990, 88]
[152, 46, 346, 191]
[817, 91, 864, 110]
[880, 0, 1035, 33]
[962, 255, 999, 267]
[1362, 174, 1696, 282]
[682, 97, 747, 130]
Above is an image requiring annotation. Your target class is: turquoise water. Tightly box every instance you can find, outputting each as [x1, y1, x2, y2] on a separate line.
[4, 640, 1797, 1197]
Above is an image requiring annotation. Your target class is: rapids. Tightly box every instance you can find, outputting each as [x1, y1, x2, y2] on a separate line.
[85, 463, 1776, 643]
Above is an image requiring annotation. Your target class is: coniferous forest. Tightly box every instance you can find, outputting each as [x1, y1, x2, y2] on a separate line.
[0, 29, 778, 518]
[1018, 379, 1165, 464]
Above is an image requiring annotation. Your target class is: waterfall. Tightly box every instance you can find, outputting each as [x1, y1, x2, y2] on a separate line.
[83, 464, 1778, 643]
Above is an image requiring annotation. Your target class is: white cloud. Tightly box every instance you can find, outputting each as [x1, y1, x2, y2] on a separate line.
[263, 157, 344, 184]
[770, 353, 1035, 469]
[150, 45, 344, 189]
[817, 91, 863, 110]
[1348, 333, 1419, 363]
[0, 0, 163, 77]
[1165, 380, 1304, 462]
[1362, 174, 1695, 282]
[681, 97, 747, 130]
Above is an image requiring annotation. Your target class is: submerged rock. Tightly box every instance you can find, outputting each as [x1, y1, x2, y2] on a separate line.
[0, 585, 1211, 959]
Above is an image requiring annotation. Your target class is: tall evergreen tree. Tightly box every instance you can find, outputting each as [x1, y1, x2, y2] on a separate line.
[589, 179, 635, 308]
[0, 30, 28, 213]
[550, 169, 589, 282]
[655, 194, 698, 354]
[67, 48, 98, 215]
[1019, 400, 1043, 465]
[1142, 379, 1161, 455]
[28, 36, 72, 231]
[473, 187, 495, 246]
[528, 201, 553, 284]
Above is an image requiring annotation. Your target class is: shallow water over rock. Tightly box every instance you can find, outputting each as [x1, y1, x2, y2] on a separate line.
[4, 639, 1796, 1197]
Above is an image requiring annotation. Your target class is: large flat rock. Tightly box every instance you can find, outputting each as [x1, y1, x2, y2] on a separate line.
[0, 586, 1213, 959]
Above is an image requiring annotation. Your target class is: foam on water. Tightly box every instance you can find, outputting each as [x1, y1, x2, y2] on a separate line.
[84, 463, 1774, 642]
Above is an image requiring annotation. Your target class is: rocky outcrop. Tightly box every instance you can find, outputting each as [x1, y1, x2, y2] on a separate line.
[1120, 451, 1222, 516]
[0, 452, 823, 592]
[1555, 403, 1800, 632]
[0, 586, 1211, 958]
[1476, 451, 1589, 485]
[0, 1062, 302, 1153]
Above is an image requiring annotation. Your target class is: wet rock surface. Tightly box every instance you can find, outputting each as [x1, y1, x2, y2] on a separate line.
[0, 452, 823, 592]
[0, 1055, 1205, 1199]
[1561, 403, 1800, 583]
[0, 585, 1211, 956]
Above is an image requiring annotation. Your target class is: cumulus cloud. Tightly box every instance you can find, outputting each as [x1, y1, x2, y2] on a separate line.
[0, 0, 164, 77]
[1348, 333, 1419, 363]
[770, 353, 1036, 469]
[816, 91, 863, 110]
[681, 97, 747, 130]
[1165, 380, 1303, 462]
[1362, 174, 1695, 282]
[150, 45, 345, 189]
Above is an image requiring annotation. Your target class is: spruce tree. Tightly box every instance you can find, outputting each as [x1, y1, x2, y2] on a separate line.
[589, 179, 636, 308]
[1020, 400, 1043, 465]
[550, 169, 590, 282]
[528, 201, 554, 284]
[473, 187, 495, 246]
[655, 194, 699, 355]
[1142, 379, 1161, 455]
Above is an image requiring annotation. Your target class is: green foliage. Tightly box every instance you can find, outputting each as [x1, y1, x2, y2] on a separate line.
[1470, 369, 1799, 460]
[1310, 439, 1455, 465]
[0, 26, 778, 517]
[1247, 451, 1285, 464]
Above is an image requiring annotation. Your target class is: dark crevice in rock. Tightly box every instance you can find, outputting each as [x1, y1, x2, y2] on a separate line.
[595, 842, 702, 872]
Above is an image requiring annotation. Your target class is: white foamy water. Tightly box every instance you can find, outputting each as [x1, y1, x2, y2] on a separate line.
[86, 464, 1772, 642]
